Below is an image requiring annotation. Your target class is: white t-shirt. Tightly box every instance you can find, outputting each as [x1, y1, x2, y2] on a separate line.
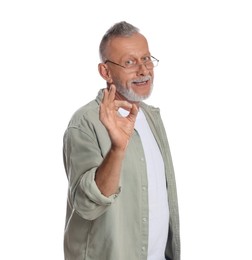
[120, 108, 169, 260]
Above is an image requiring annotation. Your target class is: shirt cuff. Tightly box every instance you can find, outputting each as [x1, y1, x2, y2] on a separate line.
[80, 168, 121, 205]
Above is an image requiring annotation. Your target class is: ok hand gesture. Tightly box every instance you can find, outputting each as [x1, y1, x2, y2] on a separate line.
[99, 85, 138, 151]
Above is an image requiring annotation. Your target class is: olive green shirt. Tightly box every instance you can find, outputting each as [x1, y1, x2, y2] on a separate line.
[63, 89, 180, 260]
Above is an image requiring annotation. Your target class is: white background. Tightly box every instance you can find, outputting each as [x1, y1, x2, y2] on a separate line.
[1, 0, 252, 259]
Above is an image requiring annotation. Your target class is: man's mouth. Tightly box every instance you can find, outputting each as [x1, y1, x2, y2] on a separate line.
[132, 76, 151, 86]
[133, 80, 148, 86]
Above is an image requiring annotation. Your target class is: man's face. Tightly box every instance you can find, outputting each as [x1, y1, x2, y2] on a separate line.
[105, 33, 154, 102]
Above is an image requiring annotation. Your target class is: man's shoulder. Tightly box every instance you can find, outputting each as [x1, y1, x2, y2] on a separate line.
[68, 89, 103, 126]
[140, 101, 160, 113]
[74, 99, 98, 116]
[66, 99, 100, 130]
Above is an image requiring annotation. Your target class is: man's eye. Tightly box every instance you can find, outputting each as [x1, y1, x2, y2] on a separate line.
[125, 60, 135, 67]
[143, 56, 151, 62]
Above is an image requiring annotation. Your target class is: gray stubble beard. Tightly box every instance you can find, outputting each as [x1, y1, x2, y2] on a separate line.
[114, 77, 153, 102]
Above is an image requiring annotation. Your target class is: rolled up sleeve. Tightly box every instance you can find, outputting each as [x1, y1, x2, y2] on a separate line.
[64, 125, 120, 220]
[75, 168, 121, 220]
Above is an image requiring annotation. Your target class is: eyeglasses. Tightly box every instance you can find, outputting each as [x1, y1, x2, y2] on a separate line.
[104, 56, 159, 71]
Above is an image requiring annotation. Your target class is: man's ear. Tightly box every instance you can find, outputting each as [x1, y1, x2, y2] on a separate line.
[98, 63, 113, 83]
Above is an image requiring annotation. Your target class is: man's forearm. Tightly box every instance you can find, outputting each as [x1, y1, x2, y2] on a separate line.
[95, 146, 126, 197]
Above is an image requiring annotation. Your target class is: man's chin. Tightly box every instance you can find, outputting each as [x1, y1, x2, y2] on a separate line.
[117, 86, 153, 102]
[124, 92, 150, 102]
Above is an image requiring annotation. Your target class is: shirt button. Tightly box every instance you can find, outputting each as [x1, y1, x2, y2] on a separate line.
[140, 157, 144, 162]
[142, 246, 146, 252]
[143, 217, 147, 222]
[142, 186, 146, 191]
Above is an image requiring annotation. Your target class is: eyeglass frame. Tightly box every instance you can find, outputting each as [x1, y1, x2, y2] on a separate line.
[104, 55, 159, 70]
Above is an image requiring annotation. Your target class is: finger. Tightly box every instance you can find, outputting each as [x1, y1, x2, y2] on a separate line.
[127, 104, 138, 121]
[102, 88, 109, 104]
[114, 100, 133, 111]
[108, 84, 116, 102]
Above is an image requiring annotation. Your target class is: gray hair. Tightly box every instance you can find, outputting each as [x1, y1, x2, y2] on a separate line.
[99, 21, 139, 62]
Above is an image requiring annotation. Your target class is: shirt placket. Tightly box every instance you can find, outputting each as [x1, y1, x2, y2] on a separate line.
[133, 130, 149, 259]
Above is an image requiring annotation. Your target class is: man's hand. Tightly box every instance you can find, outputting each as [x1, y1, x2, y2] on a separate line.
[99, 85, 138, 151]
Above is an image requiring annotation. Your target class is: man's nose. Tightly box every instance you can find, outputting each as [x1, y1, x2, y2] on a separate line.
[136, 63, 149, 76]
